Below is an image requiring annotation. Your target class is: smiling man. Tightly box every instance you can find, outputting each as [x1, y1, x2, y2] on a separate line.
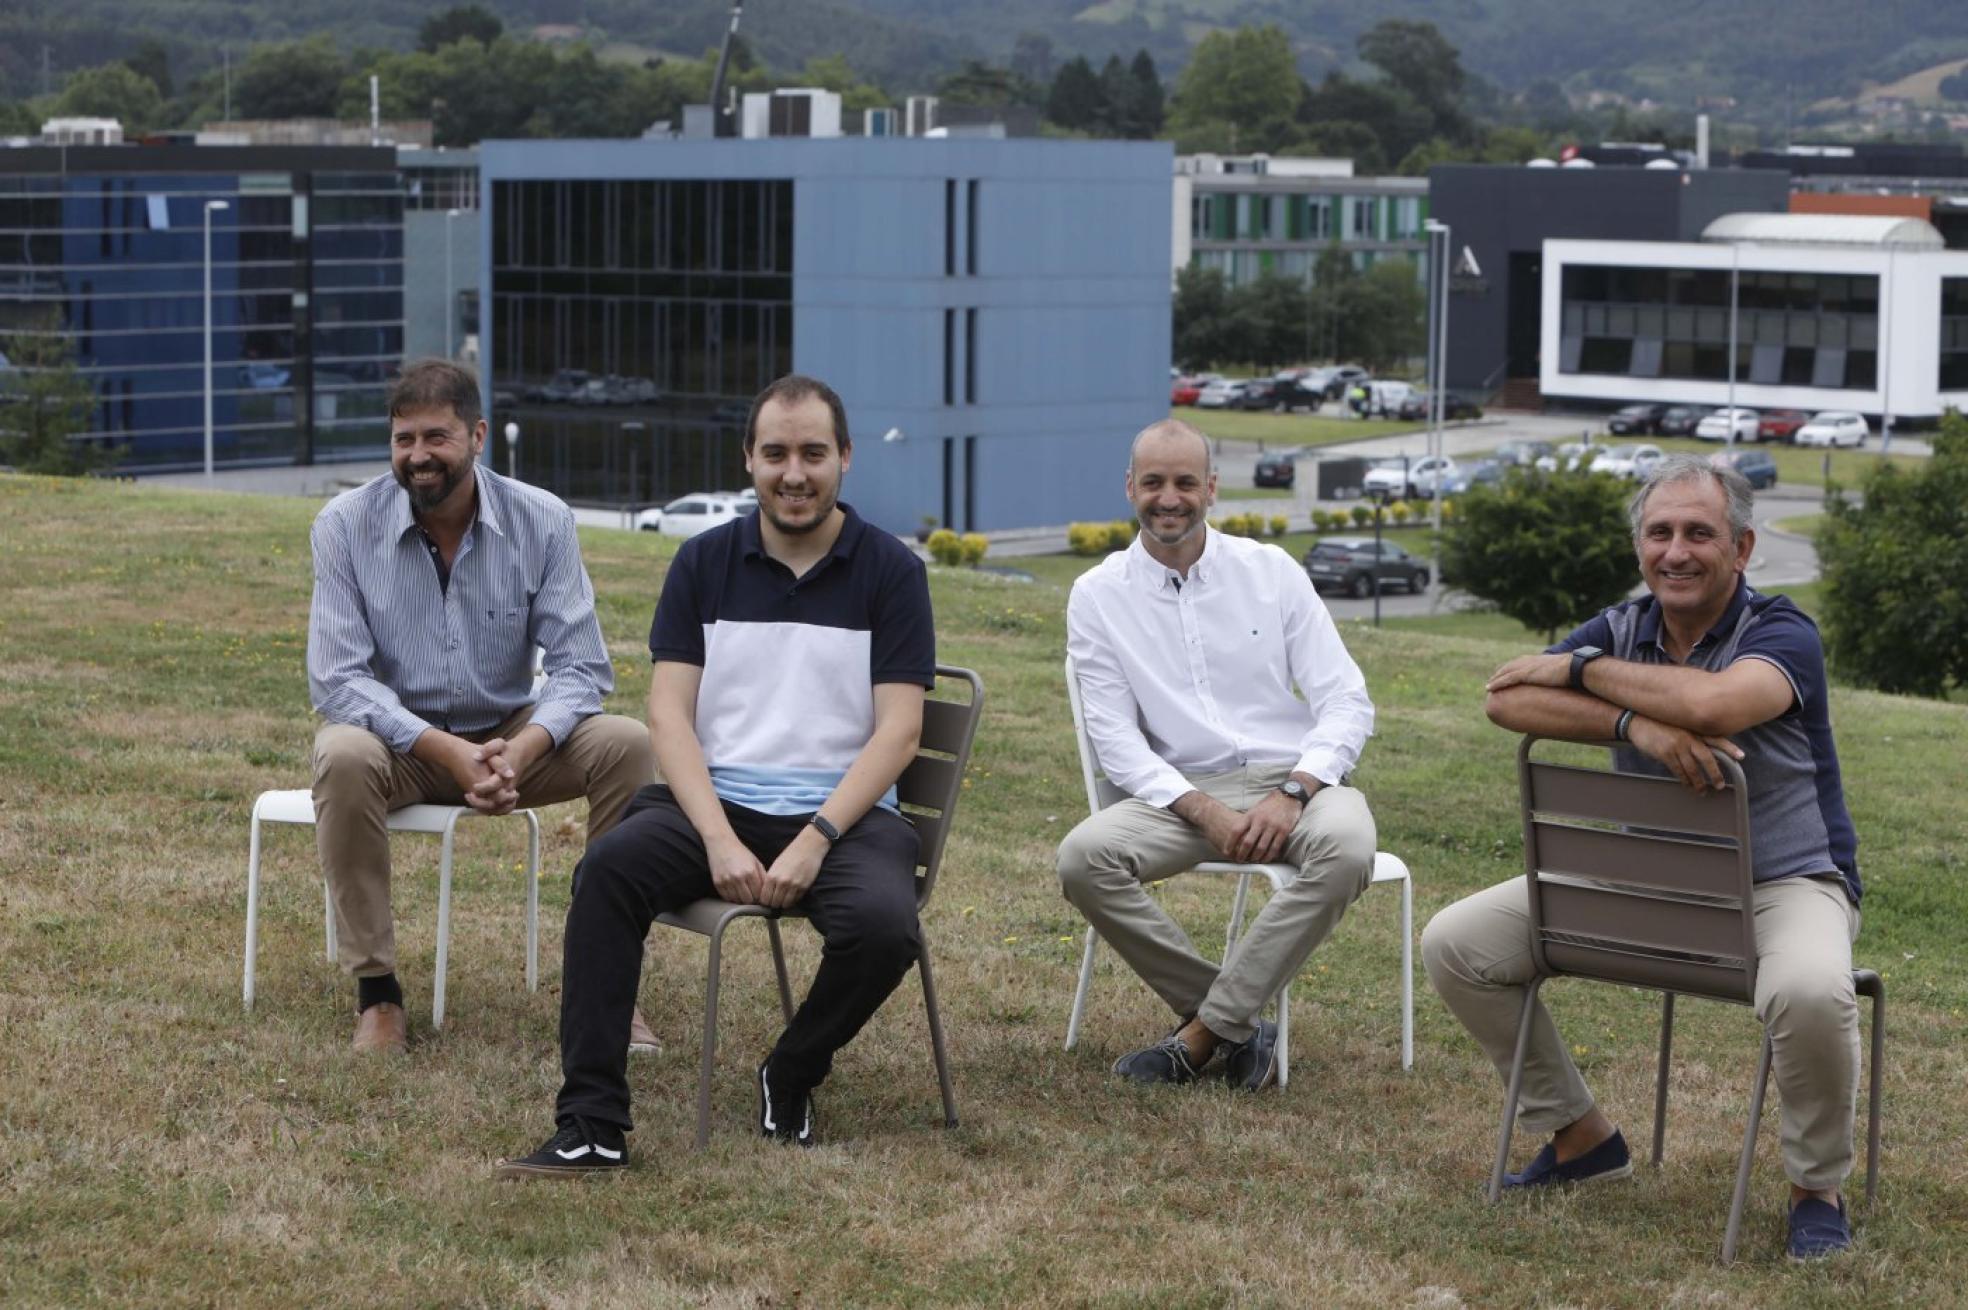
[306, 359, 653, 1054]
[1057, 419, 1377, 1091]
[499, 373, 934, 1174]
[1422, 454, 1865, 1261]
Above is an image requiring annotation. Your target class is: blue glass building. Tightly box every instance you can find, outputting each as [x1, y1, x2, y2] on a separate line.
[0, 145, 404, 471]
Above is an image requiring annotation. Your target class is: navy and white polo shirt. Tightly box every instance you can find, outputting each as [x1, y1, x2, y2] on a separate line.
[649, 503, 936, 816]
[1551, 581, 1860, 903]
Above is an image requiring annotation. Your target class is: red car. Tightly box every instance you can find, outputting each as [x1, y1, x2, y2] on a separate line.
[1757, 409, 1810, 443]
[1171, 377, 1202, 406]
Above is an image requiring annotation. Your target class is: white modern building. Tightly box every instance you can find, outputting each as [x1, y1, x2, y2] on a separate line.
[1541, 213, 1968, 424]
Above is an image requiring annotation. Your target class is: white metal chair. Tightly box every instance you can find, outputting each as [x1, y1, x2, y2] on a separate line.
[1060, 654, 1415, 1081]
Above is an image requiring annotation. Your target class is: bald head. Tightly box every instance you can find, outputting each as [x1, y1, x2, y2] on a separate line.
[1129, 419, 1214, 480]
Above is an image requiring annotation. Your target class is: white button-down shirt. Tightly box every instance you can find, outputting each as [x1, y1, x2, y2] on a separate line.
[1066, 527, 1374, 809]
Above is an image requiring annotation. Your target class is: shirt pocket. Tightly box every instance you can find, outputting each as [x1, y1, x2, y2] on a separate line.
[476, 604, 534, 681]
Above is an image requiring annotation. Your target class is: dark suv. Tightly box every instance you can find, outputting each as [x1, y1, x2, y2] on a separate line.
[1302, 538, 1430, 598]
[1608, 403, 1668, 435]
[1253, 451, 1296, 488]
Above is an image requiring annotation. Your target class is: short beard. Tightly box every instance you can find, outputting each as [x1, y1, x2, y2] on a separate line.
[1138, 510, 1202, 547]
[763, 488, 834, 537]
[397, 461, 467, 513]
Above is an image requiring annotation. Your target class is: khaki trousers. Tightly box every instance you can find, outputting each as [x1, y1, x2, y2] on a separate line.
[1055, 765, 1377, 1043]
[1422, 872, 1861, 1190]
[311, 708, 654, 978]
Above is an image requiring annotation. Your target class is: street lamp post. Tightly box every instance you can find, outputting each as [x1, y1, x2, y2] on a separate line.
[202, 199, 231, 484]
[443, 208, 462, 359]
[1423, 220, 1451, 542]
[1726, 240, 1740, 450]
[504, 420, 520, 480]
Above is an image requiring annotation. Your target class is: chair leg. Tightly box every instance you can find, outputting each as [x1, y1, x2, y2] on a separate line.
[1857, 969, 1885, 1209]
[244, 814, 264, 1010]
[765, 917, 795, 1024]
[1653, 992, 1676, 1168]
[1399, 873, 1414, 1072]
[433, 814, 460, 1030]
[523, 810, 541, 992]
[1488, 979, 1544, 1202]
[1721, 1033, 1774, 1264]
[1276, 982, 1291, 1088]
[322, 877, 336, 964]
[695, 924, 727, 1151]
[1065, 927, 1099, 1051]
[1226, 873, 1252, 956]
[919, 934, 960, 1129]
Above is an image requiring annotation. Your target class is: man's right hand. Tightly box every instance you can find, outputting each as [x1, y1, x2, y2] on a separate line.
[419, 730, 517, 813]
[706, 834, 767, 905]
[1171, 791, 1246, 861]
[1629, 715, 1743, 792]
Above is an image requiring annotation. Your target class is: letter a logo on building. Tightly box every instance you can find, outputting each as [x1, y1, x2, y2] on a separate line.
[1454, 245, 1483, 279]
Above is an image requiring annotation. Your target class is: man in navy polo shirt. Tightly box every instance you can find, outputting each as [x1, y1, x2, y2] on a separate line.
[1423, 455, 1866, 1260]
[500, 374, 935, 1173]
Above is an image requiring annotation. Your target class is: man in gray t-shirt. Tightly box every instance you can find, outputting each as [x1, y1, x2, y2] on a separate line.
[1422, 455, 1864, 1261]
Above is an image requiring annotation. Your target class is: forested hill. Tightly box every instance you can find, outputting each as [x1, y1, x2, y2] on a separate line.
[5, 0, 1965, 120]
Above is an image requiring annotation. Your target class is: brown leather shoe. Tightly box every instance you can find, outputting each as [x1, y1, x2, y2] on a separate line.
[628, 1006, 660, 1056]
[352, 1002, 408, 1054]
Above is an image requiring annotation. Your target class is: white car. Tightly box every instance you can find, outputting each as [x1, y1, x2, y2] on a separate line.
[635, 491, 752, 537]
[1795, 411, 1870, 448]
[1195, 379, 1250, 409]
[1363, 454, 1459, 500]
[1534, 442, 1597, 472]
[1695, 407, 1760, 442]
[1589, 443, 1665, 481]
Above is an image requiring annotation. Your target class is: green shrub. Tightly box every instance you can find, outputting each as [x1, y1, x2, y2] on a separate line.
[1390, 500, 1412, 525]
[1067, 523, 1108, 556]
[1107, 519, 1137, 549]
[1438, 467, 1638, 642]
[925, 528, 964, 566]
[958, 532, 989, 566]
[1350, 504, 1374, 528]
[1268, 514, 1289, 537]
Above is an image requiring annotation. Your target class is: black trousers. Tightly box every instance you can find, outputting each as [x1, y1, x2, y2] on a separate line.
[556, 784, 922, 1131]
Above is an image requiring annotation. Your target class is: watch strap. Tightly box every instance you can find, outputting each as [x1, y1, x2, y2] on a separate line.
[808, 814, 840, 843]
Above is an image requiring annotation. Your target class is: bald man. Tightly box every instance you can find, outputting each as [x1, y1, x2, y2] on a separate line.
[1057, 421, 1378, 1090]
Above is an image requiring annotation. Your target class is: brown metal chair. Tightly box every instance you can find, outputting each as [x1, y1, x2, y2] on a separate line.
[654, 665, 984, 1148]
[1490, 735, 1883, 1263]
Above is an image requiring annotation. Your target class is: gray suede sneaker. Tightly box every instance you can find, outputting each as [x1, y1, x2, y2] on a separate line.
[1219, 1019, 1279, 1091]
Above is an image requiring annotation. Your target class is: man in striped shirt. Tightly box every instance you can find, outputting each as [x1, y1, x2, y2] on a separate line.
[307, 359, 653, 1054]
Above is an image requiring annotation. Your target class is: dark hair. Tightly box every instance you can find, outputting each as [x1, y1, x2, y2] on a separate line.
[387, 358, 482, 427]
[744, 374, 850, 454]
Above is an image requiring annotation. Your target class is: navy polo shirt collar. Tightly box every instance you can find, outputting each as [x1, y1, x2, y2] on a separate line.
[1636, 576, 1751, 654]
[739, 501, 867, 567]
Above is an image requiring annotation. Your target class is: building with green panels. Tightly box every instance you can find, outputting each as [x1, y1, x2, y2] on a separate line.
[1173, 154, 1429, 288]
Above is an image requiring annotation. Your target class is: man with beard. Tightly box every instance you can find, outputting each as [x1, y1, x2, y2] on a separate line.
[1056, 419, 1377, 1090]
[307, 359, 654, 1054]
[499, 373, 934, 1173]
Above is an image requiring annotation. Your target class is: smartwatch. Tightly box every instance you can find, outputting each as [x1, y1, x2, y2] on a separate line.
[808, 814, 840, 844]
[1277, 779, 1312, 808]
[1569, 645, 1605, 691]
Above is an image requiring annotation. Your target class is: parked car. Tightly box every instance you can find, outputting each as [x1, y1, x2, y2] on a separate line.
[1396, 390, 1484, 422]
[570, 377, 615, 406]
[1363, 454, 1459, 500]
[1535, 441, 1597, 473]
[1196, 378, 1250, 409]
[1253, 451, 1296, 488]
[1302, 538, 1431, 598]
[635, 492, 748, 538]
[1364, 379, 1421, 417]
[1711, 448, 1778, 490]
[1170, 375, 1205, 406]
[1607, 403, 1668, 436]
[1695, 407, 1760, 442]
[1795, 411, 1870, 448]
[1441, 458, 1508, 495]
[524, 369, 590, 404]
[1589, 442, 1666, 481]
[1656, 405, 1705, 437]
[613, 376, 661, 405]
[1322, 365, 1370, 400]
[1232, 378, 1287, 411]
[1757, 408, 1811, 444]
[1493, 439, 1554, 467]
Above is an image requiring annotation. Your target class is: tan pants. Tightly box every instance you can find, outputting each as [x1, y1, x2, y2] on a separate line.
[1055, 765, 1377, 1043]
[1422, 872, 1861, 1190]
[311, 708, 654, 978]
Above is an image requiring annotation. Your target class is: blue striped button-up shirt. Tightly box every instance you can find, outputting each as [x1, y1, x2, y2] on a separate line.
[306, 468, 614, 753]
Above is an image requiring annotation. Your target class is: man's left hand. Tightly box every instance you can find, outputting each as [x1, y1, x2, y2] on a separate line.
[472, 730, 546, 816]
[1486, 653, 1573, 693]
[759, 828, 827, 910]
[1227, 790, 1308, 864]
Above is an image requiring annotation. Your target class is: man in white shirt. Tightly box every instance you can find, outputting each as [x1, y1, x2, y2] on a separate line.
[1058, 419, 1378, 1090]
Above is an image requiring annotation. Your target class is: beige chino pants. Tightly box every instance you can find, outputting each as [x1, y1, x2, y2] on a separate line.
[311, 707, 654, 978]
[1422, 872, 1861, 1190]
[1056, 764, 1378, 1044]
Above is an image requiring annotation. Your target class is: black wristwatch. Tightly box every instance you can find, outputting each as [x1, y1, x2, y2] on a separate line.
[1569, 645, 1605, 691]
[1277, 779, 1312, 808]
[808, 814, 840, 844]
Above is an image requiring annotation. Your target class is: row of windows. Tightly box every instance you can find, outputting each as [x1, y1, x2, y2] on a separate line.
[1562, 301, 1880, 349]
[0, 228, 404, 266]
[403, 167, 479, 211]
[1563, 265, 1881, 316]
[1562, 336, 1878, 389]
[497, 416, 749, 506]
[943, 179, 978, 277]
[1191, 192, 1427, 243]
[491, 180, 793, 276]
[490, 293, 790, 401]
[489, 269, 791, 303]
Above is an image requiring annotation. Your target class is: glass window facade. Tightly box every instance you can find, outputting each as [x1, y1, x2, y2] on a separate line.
[0, 165, 403, 470]
[1559, 263, 1879, 389]
[1187, 185, 1428, 291]
[488, 178, 793, 505]
[1942, 278, 1968, 392]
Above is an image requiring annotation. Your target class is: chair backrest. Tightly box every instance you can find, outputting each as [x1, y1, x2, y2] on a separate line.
[1063, 653, 1129, 815]
[895, 665, 985, 907]
[1518, 734, 1758, 1004]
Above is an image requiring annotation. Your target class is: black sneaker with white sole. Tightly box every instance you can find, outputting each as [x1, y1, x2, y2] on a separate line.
[757, 1059, 817, 1147]
[496, 1117, 628, 1178]
[1219, 1019, 1279, 1091]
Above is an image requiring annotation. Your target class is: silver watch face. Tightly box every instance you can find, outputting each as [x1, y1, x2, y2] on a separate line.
[1279, 781, 1308, 803]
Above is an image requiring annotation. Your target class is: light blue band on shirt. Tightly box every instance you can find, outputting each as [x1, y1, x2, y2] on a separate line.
[709, 764, 899, 817]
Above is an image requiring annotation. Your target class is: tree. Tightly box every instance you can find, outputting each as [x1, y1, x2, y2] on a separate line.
[234, 38, 347, 121]
[1343, 259, 1427, 370]
[0, 323, 111, 476]
[1438, 468, 1639, 642]
[1358, 19, 1469, 140]
[1940, 69, 1968, 103]
[1301, 73, 1434, 170]
[1125, 50, 1165, 138]
[123, 39, 173, 101]
[54, 64, 165, 134]
[1045, 56, 1104, 132]
[1166, 26, 1302, 152]
[1171, 265, 1231, 372]
[1816, 413, 1968, 697]
[419, 5, 503, 54]
[936, 61, 1039, 109]
[1010, 33, 1056, 88]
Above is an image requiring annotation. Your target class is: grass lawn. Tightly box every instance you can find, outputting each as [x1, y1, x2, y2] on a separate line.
[1182, 407, 1412, 449]
[4, 474, 1965, 1305]
[1498, 435, 1924, 491]
[1773, 513, 1826, 540]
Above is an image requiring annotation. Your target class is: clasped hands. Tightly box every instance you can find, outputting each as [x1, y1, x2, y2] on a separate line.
[1183, 787, 1312, 865]
[440, 733, 534, 816]
[706, 828, 826, 910]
